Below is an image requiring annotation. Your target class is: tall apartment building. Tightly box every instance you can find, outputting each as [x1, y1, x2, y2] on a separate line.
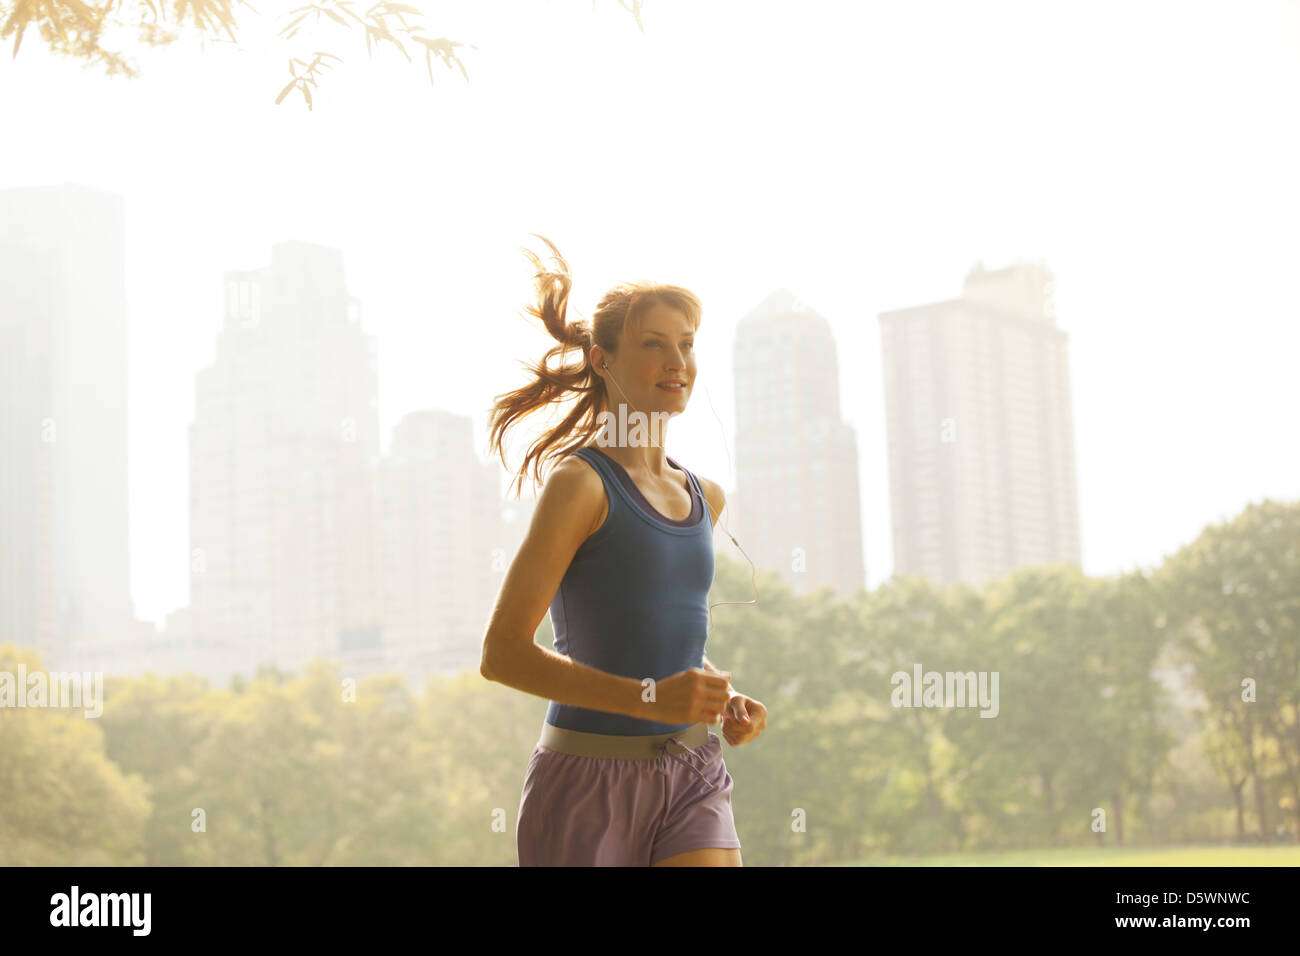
[188, 241, 383, 682]
[379, 409, 503, 685]
[732, 289, 866, 598]
[0, 184, 135, 667]
[878, 261, 1082, 587]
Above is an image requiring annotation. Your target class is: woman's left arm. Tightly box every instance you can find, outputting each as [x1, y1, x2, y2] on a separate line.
[702, 653, 767, 746]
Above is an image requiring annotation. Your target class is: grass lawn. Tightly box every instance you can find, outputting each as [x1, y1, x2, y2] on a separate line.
[845, 845, 1300, 866]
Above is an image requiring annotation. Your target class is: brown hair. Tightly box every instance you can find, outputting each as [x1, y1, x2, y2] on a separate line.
[488, 235, 703, 498]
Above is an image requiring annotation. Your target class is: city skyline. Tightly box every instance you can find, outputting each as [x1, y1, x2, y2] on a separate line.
[5, 180, 1292, 663]
[1, 0, 1297, 628]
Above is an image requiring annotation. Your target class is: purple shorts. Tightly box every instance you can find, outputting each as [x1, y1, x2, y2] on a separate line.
[516, 725, 742, 866]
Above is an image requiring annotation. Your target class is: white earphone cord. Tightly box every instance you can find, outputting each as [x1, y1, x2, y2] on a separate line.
[600, 362, 759, 637]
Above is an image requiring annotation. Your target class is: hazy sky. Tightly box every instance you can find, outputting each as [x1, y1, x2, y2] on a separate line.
[2, 0, 1297, 627]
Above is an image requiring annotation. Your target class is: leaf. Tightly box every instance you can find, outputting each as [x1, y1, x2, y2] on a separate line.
[275, 78, 297, 105]
[336, 2, 366, 26]
[323, 7, 347, 27]
[307, 51, 341, 70]
[279, 11, 310, 36]
[63, 0, 98, 21]
[303, 84, 312, 110]
[365, 22, 409, 60]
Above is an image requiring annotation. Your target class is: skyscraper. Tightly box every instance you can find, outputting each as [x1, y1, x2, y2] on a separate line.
[0, 184, 134, 666]
[188, 241, 383, 681]
[878, 261, 1082, 587]
[732, 289, 866, 598]
[379, 409, 503, 684]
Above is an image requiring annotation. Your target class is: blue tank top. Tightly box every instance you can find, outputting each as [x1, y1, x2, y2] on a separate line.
[544, 445, 715, 735]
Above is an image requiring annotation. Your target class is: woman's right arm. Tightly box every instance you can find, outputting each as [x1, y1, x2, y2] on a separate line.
[479, 455, 651, 721]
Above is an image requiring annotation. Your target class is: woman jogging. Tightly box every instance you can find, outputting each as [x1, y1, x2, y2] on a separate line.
[480, 236, 766, 866]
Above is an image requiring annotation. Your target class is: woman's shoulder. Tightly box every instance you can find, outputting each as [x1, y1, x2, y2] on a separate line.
[676, 463, 724, 524]
[698, 474, 725, 517]
[537, 451, 609, 539]
[545, 448, 612, 505]
[550, 446, 603, 481]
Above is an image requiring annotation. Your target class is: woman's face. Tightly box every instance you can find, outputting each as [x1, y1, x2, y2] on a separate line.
[602, 301, 696, 418]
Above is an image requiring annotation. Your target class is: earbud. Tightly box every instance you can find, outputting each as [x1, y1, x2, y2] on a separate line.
[602, 363, 632, 411]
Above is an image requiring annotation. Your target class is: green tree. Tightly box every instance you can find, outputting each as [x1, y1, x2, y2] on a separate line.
[0, 645, 152, 865]
[1155, 499, 1300, 840]
[1072, 570, 1174, 847]
[96, 671, 221, 864]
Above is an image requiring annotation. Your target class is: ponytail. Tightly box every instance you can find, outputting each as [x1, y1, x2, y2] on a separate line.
[487, 234, 702, 498]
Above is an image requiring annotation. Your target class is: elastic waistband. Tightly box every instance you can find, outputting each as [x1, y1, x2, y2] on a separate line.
[538, 720, 710, 759]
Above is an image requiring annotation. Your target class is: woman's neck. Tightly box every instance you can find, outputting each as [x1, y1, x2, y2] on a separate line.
[585, 400, 674, 475]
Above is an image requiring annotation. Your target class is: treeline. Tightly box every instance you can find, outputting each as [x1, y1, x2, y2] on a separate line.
[0, 499, 1295, 865]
